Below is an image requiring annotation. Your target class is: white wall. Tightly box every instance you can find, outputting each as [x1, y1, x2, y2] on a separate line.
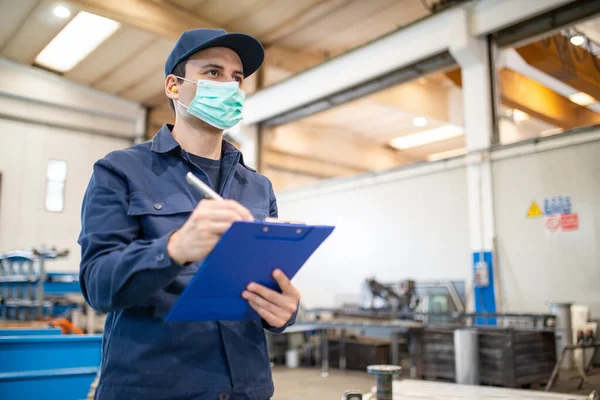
[276, 128, 600, 314]
[0, 122, 130, 272]
[276, 162, 471, 308]
[0, 59, 141, 272]
[492, 130, 600, 315]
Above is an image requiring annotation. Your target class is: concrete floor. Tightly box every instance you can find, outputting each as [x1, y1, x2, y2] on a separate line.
[271, 367, 600, 399]
[272, 367, 374, 400]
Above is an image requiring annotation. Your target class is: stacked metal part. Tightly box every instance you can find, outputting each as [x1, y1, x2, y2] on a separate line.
[0, 248, 69, 321]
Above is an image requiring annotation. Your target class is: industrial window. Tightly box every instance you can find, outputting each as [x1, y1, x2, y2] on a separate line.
[45, 160, 67, 212]
[259, 53, 462, 191]
[492, 12, 600, 145]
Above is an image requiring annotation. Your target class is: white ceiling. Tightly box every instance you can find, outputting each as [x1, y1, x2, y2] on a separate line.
[0, 0, 431, 108]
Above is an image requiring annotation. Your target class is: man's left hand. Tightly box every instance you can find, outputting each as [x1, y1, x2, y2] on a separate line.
[242, 269, 301, 328]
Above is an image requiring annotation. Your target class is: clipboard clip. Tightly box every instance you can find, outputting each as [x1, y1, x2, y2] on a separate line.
[264, 217, 306, 225]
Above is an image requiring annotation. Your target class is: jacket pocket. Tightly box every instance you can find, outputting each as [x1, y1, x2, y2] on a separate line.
[127, 192, 195, 240]
[127, 192, 195, 216]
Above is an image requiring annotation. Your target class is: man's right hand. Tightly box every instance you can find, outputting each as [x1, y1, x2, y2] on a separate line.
[167, 199, 254, 265]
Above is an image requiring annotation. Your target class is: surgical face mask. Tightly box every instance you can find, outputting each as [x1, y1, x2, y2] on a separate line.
[176, 77, 245, 130]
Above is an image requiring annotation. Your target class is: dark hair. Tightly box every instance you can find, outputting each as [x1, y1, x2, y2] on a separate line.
[169, 60, 187, 113]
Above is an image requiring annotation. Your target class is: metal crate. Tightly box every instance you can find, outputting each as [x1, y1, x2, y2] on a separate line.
[414, 327, 557, 387]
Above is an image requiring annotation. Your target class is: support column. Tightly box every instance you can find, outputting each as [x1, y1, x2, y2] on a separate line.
[225, 123, 260, 170]
[450, 9, 498, 325]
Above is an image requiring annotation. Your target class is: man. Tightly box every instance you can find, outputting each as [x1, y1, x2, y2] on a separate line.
[79, 29, 301, 400]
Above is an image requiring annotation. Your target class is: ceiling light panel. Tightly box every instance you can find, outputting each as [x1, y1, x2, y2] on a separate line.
[569, 92, 597, 107]
[389, 125, 463, 150]
[35, 11, 121, 73]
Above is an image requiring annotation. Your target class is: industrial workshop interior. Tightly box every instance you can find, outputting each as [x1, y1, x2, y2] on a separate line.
[1, 0, 600, 399]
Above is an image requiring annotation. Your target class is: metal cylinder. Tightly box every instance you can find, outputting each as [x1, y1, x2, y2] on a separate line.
[374, 375, 393, 400]
[550, 302, 573, 370]
[367, 365, 401, 400]
[454, 328, 479, 385]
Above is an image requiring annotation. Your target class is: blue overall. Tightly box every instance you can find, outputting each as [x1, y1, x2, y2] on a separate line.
[79, 124, 295, 400]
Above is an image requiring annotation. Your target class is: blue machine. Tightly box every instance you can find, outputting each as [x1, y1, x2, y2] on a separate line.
[0, 334, 102, 400]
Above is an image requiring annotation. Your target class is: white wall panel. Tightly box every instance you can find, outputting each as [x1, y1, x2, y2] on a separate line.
[276, 165, 471, 308]
[0, 119, 129, 272]
[493, 133, 600, 315]
[0, 60, 137, 272]
[0, 58, 144, 129]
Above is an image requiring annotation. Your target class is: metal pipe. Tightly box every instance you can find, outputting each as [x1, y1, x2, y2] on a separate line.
[321, 329, 329, 377]
[549, 302, 573, 370]
[454, 328, 479, 385]
[340, 328, 347, 371]
[367, 365, 401, 400]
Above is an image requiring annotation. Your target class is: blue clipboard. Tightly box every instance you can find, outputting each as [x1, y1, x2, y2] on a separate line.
[165, 221, 334, 322]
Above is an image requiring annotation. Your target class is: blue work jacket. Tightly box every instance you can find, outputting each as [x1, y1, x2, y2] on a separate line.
[78, 124, 295, 400]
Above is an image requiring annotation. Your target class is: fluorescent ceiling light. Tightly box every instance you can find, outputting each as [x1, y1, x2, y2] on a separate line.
[53, 5, 71, 18]
[541, 128, 564, 137]
[390, 125, 463, 150]
[35, 11, 120, 72]
[427, 147, 467, 161]
[413, 116, 428, 127]
[570, 35, 585, 46]
[513, 109, 529, 123]
[569, 92, 597, 107]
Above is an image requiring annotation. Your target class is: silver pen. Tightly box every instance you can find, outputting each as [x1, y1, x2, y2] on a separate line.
[186, 172, 223, 201]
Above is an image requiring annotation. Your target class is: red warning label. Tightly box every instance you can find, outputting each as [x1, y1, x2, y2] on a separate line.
[560, 213, 579, 232]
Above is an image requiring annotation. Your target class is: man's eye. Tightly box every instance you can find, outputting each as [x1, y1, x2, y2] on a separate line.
[207, 70, 219, 76]
[234, 76, 242, 83]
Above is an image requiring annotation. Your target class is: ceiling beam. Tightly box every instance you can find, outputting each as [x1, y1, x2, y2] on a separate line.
[66, 0, 217, 38]
[498, 68, 600, 130]
[264, 46, 327, 75]
[68, 0, 325, 75]
[446, 67, 600, 130]
[264, 124, 411, 172]
[260, 0, 353, 45]
[516, 34, 600, 101]
[263, 149, 364, 179]
[369, 80, 450, 123]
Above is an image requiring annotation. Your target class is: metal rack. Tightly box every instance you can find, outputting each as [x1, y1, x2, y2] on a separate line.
[0, 248, 69, 321]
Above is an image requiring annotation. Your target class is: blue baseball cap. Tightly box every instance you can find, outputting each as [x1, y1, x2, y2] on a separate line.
[165, 28, 264, 78]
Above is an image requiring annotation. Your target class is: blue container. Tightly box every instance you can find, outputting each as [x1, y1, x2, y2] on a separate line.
[0, 367, 98, 400]
[0, 335, 101, 400]
[0, 328, 61, 336]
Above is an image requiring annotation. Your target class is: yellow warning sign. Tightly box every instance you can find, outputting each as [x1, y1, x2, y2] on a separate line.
[527, 201, 543, 218]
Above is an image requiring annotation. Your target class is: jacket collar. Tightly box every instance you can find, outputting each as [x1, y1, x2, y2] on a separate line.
[150, 123, 250, 168]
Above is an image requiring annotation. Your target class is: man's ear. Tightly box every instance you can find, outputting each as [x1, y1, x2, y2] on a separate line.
[165, 74, 179, 101]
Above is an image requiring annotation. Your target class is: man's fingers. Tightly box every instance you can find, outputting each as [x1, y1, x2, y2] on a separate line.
[222, 200, 254, 221]
[246, 283, 283, 305]
[209, 222, 235, 234]
[197, 200, 253, 221]
[246, 283, 297, 314]
[197, 209, 241, 223]
[273, 269, 301, 300]
[248, 300, 285, 328]
[242, 291, 289, 319]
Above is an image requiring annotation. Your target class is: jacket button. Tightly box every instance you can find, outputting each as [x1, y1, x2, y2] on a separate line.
[218, 393, 230, 400]
[156, 253, 165, 262]
[154, 203, 163, 210]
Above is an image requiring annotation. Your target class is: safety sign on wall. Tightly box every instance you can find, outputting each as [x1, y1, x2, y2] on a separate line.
[560, 213, 579, 232]
[544, 195, 571, 215]
[528, 196, 579, 232]
[526, 202, 543, 218]
[543, 195, 578, 233]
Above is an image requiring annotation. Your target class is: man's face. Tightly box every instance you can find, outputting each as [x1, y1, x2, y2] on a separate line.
[166, 46, 244, 130]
